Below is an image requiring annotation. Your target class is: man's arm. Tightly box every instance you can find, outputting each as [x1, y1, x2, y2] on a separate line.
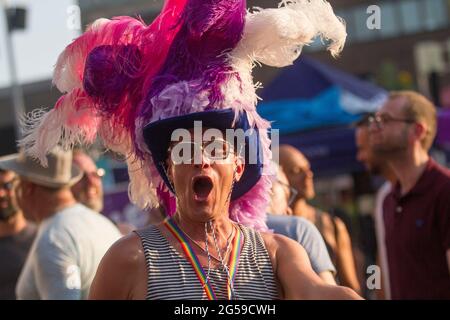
[318, 271, 337, 285]
[88, 233, 147, 300]
[262, 233, 362, 300]
[266, 215, 336, 285]
[294, 217, 337, 285]
[333, 217, 362, 294]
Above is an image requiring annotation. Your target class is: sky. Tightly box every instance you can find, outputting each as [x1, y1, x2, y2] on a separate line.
[0, 0, 80, 88]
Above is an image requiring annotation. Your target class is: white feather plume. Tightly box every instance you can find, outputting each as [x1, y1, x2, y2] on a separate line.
[127, 156, 159, 210]
[53, 18, 111, 93]
[18, 90, 100, 166]
[231, 0, 346, 68]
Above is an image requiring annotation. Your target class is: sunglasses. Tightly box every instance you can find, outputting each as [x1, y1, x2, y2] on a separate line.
[0, 177, 18, 191]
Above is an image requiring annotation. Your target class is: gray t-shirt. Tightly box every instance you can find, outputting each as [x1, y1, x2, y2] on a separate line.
[16, 204, 122, 300]
[267, 214, 336, 275]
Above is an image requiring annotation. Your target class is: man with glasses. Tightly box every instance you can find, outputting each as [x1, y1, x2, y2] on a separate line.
[354, 114, 397, 299]
[71, 150, 135, 235]
[370, 90, 450, 299]
[71, 150, 105, 213]
[0, 167, 36, 299]
[90, 122, 361, 300]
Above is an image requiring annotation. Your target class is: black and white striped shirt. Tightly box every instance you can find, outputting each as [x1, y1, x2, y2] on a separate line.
[135, 224, 279, 300]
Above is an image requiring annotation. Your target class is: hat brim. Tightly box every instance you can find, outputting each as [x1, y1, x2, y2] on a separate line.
[143, 109, 263, 200]
[0, 154, 83, 188]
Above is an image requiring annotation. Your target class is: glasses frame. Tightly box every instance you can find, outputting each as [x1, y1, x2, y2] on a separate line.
[275, 179, 298, 206]
[0, 177, 18, 191]
[81, 168, 105, 181]
[168, 138, 235, 164]
[368, 113, 416, 129]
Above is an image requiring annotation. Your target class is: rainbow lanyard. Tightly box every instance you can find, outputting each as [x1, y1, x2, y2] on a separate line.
[164, 218, 242, 300]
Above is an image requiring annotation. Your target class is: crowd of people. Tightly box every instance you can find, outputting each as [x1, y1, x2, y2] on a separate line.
[0, 148, 121, 299]
[1, 89, 448, 300]
[0, 0, 449, 300]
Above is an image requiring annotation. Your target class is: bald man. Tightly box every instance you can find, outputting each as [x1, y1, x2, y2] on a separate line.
[278, 145, 361, 293]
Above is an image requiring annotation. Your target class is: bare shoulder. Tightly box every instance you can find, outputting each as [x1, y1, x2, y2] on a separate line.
[260, 231, 299, 250]
[320, 211, 334, 229]
[259, 229, 362, 299]
[321, 212, 349, 236]
[259, 231, 306, 272]
[333, 216, 349, 233]
[89, 231, 147, 299]
[104, 232, 145, 267]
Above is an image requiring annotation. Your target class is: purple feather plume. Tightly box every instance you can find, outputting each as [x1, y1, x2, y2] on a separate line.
[83, 44, 142, 108]
[138, 0, 247, 123]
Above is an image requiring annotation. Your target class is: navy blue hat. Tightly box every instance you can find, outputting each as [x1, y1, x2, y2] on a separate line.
[142, 109, 263, 200]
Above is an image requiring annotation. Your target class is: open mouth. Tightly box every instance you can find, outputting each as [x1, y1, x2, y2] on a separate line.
[192, 176, 214, 201]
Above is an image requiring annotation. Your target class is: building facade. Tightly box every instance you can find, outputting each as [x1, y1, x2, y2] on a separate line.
[309, 0, 450, 107]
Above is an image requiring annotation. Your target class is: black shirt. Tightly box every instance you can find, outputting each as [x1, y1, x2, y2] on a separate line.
[0, 223, 37, 300]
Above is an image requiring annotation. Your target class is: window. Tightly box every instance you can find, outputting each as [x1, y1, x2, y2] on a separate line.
[379, 2, 400, 38]
[353, 5, 379, 42]
[423, 0, 449, 31]
[399, 0, 422, 34]
[291, 0, 450, 50]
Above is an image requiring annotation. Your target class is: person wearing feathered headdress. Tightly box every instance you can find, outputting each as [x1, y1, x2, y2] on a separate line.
[20, 0, 361, 299]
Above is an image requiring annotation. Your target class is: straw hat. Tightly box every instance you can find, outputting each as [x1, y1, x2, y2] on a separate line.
[0, 147, 82, 188]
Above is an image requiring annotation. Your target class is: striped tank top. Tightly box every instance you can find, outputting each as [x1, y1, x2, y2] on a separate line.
[135, 224, 279, 300]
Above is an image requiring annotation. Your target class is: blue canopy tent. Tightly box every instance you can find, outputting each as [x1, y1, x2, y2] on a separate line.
[259, 56, 388, 176]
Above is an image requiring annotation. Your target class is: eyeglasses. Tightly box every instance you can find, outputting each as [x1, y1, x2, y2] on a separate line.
[0, 177, 18, 191]
[82, 168, 105, 181]
[275, 179, 298, 206]
[169, 139, 234, 164]
[368, 114, 415, 129]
